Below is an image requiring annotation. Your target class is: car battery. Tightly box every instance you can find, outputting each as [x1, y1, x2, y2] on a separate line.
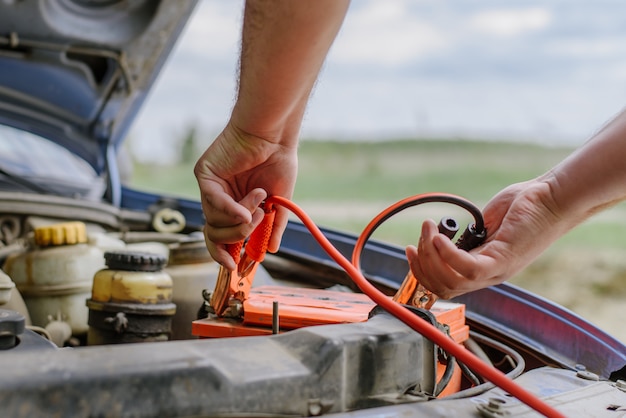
[192, 285, 469, 397]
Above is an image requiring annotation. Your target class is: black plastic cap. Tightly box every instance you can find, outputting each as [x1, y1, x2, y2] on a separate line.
[438, 217, 460, 240]
[455, 224, 487, 251]
[104, 251, 167, 272]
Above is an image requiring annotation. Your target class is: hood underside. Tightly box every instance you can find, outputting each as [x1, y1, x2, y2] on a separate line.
[0, 0, 197, 173]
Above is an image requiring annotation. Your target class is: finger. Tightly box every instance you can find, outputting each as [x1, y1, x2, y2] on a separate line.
[415, 219, 439, 263]
[203, 227, 237, 270]
[405, 244, 419, 276]
[414, 220, 468, 298]
[201, 193, 250, 228]
[432, 234, 485, 281]
[202, 188, 267, 243]
[267, 206, 289, 253]
[201, 199, 246, 232]
[199, 181, 255, 227]
[420, 219, 438, 243]
[417, 246, 460, 298]
[431, 234, 509, 296]
[204, 209, 266, 269]
[408, 221, 442, 288]
[203, 208, 265, 247]
[238, 188, 267, 214]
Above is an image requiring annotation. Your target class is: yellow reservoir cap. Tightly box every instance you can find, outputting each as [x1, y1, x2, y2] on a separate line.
[34, 221, 88, 247]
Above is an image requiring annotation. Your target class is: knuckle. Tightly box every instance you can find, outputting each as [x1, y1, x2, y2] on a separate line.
[464, 267, 481, 281]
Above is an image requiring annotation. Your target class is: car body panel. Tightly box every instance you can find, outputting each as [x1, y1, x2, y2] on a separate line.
[0, 0, 197, 174]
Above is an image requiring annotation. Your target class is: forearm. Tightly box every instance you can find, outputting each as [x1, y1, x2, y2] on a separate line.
[541, 109, 626, 226]
[231, 0, 350, 143]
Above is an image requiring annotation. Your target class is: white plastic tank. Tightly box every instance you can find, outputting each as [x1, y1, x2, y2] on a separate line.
[165, 236, 278, 340]
[3, 221, 125, 340]
[165, 238, 220, 340]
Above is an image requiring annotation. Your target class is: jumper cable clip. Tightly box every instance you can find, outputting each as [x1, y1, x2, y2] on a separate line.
[210, 202, 276, 318]
[394, 216, 486, 310]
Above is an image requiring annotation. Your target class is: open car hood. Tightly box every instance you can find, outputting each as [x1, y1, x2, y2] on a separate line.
[0, 0, 197, 175]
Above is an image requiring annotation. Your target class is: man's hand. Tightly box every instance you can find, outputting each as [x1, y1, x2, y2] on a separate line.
[194, 122, 297, 269]
[406, 180, 564, 299]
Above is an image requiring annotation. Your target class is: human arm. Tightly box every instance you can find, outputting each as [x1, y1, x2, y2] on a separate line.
[407, 108, 626, 299]
[194, 0, 350, 269]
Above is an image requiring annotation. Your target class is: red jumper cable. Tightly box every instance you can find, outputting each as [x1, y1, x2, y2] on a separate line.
[226, 194, 567, 418]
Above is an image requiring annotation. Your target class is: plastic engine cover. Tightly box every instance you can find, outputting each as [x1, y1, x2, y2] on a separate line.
[0, 312, 436, 417]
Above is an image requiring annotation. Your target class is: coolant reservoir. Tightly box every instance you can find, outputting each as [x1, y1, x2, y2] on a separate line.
[87, 251, 176, 345]
[3, 221, 124, 339]
[165, 238, 220, 340]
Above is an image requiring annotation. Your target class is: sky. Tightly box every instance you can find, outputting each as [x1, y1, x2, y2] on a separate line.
[129, 0, 626, 164]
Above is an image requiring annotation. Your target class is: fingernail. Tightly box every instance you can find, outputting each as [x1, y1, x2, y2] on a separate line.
[254, 191, 266, 207]
[251, 208, 264, 225]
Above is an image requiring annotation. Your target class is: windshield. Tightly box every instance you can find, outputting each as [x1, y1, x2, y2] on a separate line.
[0, 124, 105, 199]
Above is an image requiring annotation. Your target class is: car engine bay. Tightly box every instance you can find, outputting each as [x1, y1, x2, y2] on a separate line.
[0, 191, 624, 417]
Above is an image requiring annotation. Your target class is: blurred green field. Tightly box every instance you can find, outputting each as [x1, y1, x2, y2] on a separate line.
[296, 140, 626, 251]
[128, 138, 626, 250]
[295, 139, 567, 202]
[128, 139, 626, 342]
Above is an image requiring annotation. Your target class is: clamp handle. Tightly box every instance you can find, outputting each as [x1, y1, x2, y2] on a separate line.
[210, 204, 276, 318]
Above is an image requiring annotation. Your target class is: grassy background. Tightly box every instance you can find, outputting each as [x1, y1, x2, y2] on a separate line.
[129, 139, 626, 342]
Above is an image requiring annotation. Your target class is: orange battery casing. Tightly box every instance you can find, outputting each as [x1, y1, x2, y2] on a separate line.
[194, 286, 468, 341]
[192, 286, 469, 397]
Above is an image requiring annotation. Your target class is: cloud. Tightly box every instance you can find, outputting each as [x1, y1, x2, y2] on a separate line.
[547, 38, 626, 58]
[129, 0, 626, 164]
[468, 7, 551, 37]
[178, 1, 243, 59]
[330, 0, 448, 67]
[129, 1, 242, 163]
